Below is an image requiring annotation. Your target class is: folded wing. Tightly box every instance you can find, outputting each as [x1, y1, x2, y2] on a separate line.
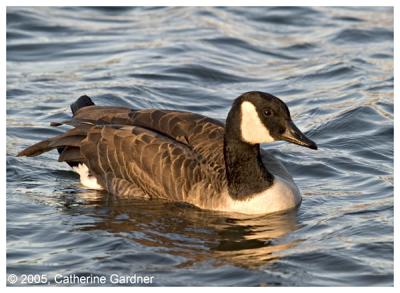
[17, 97, 228, 203]
[80, 124, 226, 203]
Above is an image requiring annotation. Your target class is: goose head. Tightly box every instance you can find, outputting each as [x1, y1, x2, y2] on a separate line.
[226, 91, 317, 150]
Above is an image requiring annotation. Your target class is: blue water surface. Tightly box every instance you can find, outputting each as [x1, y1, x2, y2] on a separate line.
[6, 6, 393, 286]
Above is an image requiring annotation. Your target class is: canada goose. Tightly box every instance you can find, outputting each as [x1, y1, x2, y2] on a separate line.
[17, 91, 317, 215]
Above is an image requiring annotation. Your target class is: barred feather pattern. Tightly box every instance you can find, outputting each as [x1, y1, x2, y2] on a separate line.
[18, 106, 231, 208]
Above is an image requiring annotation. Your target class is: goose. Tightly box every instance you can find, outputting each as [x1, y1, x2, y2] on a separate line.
[17, 91, 317, 215]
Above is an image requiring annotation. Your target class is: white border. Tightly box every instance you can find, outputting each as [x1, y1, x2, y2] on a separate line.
[2, 0, 399, 6]
[393, 2, 398, 290]
[2, 0, 397, 291]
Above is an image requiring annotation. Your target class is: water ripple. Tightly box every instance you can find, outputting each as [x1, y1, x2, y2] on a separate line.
[332, 28, 393, 44]
[6, 6, 393, 286]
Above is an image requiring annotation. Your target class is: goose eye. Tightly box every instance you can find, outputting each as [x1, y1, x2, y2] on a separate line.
[263, 109, 273, 117]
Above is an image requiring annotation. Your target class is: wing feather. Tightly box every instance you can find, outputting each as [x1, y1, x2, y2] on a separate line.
[80, 125, 226, 203]
[17, 125, 91, 157]
[18, 100, 229, 205]
[64, 106, 226, 177]
[58, 147, 82, 163]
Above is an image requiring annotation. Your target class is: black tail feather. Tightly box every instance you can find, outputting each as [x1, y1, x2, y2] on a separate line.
[70, 95, 95, 115]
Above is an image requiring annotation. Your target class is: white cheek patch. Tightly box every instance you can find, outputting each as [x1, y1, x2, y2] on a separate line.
[240, 101, 275, 144]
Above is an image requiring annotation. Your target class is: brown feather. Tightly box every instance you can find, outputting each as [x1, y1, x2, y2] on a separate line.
[18, 104, 230, 206]
[79, 124, 226, 204]
[58, 147, 82, 162]
[17, 139, 52, 157]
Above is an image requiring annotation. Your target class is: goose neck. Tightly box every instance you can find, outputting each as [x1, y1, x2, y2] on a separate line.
[223, 137, 274, 200]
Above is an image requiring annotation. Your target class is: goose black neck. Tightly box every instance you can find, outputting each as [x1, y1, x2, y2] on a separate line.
[224, 138, 274, 200]
[223, 101, 274, 200]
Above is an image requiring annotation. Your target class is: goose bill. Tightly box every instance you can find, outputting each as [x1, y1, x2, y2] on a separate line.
[280, 121, 317, 150]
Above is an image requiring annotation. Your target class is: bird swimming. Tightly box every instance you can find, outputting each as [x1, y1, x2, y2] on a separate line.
[17, 91, 317, 215]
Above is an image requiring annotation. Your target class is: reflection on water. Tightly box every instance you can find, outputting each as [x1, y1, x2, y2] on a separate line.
[72, 190, 299, 269]
[7, 6, 393, 286]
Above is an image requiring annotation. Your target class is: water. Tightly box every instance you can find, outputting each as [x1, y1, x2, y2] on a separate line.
[6, 7, 393, 286]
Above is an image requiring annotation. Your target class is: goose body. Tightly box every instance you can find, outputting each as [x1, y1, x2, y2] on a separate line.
[17, 91, 317, 215]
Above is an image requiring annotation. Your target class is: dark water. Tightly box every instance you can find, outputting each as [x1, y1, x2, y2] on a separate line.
[6, 7, 393, 286]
